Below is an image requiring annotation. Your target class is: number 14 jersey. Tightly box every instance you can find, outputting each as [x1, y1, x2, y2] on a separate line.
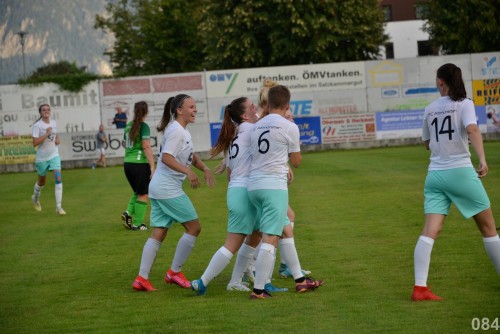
[422, 96, 477, 170]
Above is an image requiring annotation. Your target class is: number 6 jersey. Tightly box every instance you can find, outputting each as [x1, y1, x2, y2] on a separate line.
[422, 96, 477, 170]
[248, 114, 300, 190]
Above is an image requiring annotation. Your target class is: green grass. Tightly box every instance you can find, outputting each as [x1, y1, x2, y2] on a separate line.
[1, 143, 499, 333]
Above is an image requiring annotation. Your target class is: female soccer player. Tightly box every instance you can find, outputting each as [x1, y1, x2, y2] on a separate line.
[121, 101, 155, 231]
[190, 97, 260, 295]
[412, 63, 500, 301]
[31, 104, 65, 215]
[132, 94, 215, 291]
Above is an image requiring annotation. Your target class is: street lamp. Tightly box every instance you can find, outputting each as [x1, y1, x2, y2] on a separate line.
[15, 30, 29, 79]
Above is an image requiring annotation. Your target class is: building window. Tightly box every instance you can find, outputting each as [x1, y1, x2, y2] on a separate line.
[382, 5, 392, 22]
[418, 40, 437, 56]
[415, 3, 428, 20]
[385, 43, 394, 59]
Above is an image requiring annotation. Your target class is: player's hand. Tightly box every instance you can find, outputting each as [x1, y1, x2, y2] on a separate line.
[204, 169, 215, 188]
[187, 169, 200, 189]
[46, 127, 53, 136]
[476, 161, 488, 178]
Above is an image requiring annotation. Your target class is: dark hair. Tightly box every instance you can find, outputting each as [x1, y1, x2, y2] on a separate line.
[436, 63, 467, 101]
[211, 97, 248, 157]
[157, 94, 190, 133]
[268, 85, 291, 110]
[129, 101, 148, 142]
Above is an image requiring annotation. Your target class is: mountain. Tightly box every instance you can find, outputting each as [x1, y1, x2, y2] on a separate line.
[0, 0, 113, 85]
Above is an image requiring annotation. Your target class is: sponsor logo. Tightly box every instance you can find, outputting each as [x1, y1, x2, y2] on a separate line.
[209, 73, 239, 94]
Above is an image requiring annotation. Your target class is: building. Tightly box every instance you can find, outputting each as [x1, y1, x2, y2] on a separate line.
[379, 0, 437, 59]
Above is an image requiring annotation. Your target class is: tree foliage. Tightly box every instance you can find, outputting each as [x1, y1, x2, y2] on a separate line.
[95, 0, 387, 74]
[95, 0, 204, 77]
[19, 61, 100, 92]
[199, 0, 388, 70]
[424, 0, 500, 54]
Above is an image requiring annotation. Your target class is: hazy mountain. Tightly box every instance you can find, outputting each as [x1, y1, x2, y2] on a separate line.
[0, 0, 113, 85]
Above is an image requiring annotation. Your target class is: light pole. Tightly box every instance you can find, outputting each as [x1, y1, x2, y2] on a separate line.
[16, 30, 29, 79]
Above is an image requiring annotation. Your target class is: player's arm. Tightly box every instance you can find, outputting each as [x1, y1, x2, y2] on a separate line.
[32, 127, 52, 147]
[423, 140, 430, 150]
[467, 124, 488, 177]
[162, 153, 200, 189]
[289, 152, 301, 168]
[141, 139, 156, 178]
[192, 154, 215, 187]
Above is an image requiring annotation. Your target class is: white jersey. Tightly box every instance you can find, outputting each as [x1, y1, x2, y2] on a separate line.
[149, 121, 194, 199]
[32, 119, 59, 162]
[227, 122, 254, 188]
[248, 113, 300, 190]
[422, 96, 476, 170]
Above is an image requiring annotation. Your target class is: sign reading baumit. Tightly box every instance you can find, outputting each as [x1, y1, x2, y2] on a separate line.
[205, 62, 366, 98]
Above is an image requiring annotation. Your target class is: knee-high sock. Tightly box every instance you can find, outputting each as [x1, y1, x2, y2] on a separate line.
[229, 244, 255, 284]
[171, 233, 196, 273]
[280, 221, 294, 265]
[33, 182, 43, 200]
[55, 183, 63, 208]
[483, 235, 500, 275]
[201, 246, 233, 286]
[127, 194, 138, 215]
[133, 201, 147, 226]
[254, 243, 275, 290]
[33, 183, 43, 200]
[414, 235, 434, 287]
[139, 238, 162, 279]
[279, 238, 303, 279]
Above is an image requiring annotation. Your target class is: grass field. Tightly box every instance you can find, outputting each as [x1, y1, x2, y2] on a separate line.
[1, 143, 499, 333]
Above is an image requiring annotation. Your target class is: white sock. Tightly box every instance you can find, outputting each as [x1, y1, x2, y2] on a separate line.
[266, 252, 277, 284]
[171, 233, 196, 272]
[254, 243, 275, 290]
[483, 235, 500, 275]
[55, 183, 63, 208]
[33, 183, 43, 200]
[201, 246, 233, 286]
[229, 244, 255, 284]
[139, 238, 162, 279]
[414, 235, 434, 287]
[279, 238, 303, 279]
[290, 221, 294, 229]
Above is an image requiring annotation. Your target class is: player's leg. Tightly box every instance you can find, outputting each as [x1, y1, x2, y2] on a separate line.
[165, 196, 200, 289]
[412, 213, 445, 301]
[32, 163, 46, 211]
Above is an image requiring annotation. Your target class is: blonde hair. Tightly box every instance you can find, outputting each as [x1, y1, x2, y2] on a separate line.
[258, 79, 278, 118]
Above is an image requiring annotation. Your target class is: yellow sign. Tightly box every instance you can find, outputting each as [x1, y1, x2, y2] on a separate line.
[0, 136, 36, 165]
[473, 79, 500, 106]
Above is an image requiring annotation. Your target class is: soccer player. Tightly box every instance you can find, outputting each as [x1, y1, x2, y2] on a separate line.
[412, 63, 500, 301]
[132, 94, 215, 291]
[121, 101, 155, 231]
[248, 85, 323, 299]
[190, 97, 260, 295]
[31, 103, 66, 215]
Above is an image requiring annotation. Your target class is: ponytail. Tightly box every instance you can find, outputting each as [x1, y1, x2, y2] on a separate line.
[157, 94, 190, 133]
[129, 101, 148, 142]
[210, 97, 248, 158]
[437, 63, 467, 101]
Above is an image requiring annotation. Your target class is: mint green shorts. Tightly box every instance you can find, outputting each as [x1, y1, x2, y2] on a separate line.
[35, 156, 61, 176]
[150, 196, 198, 228]
[248, 189, 288, 236]
[424, 167, 490, 219]
[227, 187, 257, 235]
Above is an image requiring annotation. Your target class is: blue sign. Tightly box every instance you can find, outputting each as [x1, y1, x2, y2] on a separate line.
[375, 110, 424, 131]
[210, 123, 222, 147]
[294, 116, 322, 145]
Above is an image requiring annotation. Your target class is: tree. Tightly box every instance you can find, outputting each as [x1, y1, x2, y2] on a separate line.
[19, 61, 100, 92]
[199, 0, 388, 70]
[95, 0, 205, 77]
[424, 0, 500, 54]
